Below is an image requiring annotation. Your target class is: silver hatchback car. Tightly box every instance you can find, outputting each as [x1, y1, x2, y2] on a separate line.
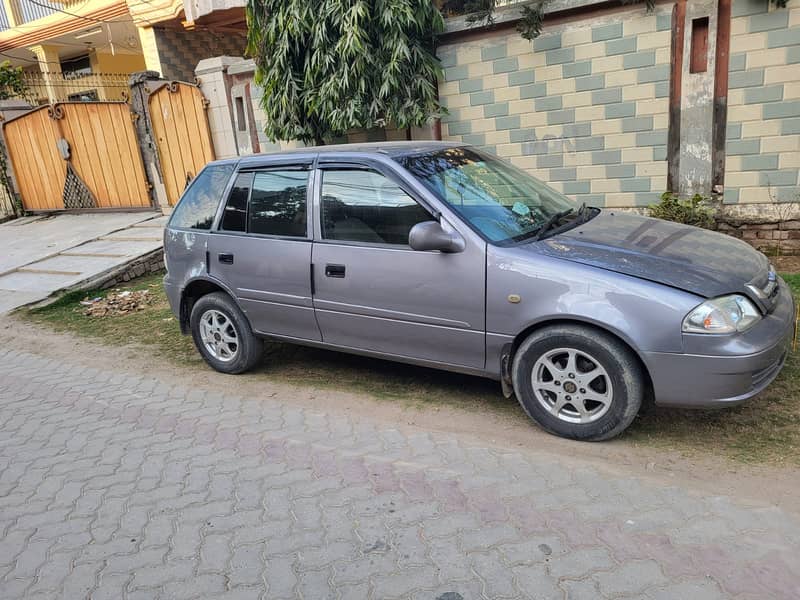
[163, 142, 795, 441]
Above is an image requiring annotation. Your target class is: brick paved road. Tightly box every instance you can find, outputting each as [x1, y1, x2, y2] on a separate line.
[1, 348, 799, 599]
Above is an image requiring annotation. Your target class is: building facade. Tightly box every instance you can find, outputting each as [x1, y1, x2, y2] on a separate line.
[0, 0, 245, 103]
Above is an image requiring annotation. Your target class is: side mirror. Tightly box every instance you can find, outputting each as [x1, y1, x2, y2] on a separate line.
[408, 221, 465, 253]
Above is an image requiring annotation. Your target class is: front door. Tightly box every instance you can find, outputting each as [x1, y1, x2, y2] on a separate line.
[311, 165, 486, 368]
[209, 167, 321, 341]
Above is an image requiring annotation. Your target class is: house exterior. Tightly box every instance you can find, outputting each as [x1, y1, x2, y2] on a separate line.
[0, 0, 244, 103]
[0, 0, 147, 102]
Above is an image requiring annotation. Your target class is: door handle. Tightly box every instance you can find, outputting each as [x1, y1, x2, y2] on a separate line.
[218, 253, 234, 265]
[325, 264, 346, 278]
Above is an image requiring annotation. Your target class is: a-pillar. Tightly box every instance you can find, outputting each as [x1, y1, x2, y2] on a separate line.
[28, 44, 62, 103]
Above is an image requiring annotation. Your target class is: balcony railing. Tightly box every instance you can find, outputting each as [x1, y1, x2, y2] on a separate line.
[13, 71, 131, 103]
[0, 4, 11, 32]
[19, 0, 64, 24]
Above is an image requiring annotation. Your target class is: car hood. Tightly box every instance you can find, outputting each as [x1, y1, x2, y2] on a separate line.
[535, 211, 770, 300]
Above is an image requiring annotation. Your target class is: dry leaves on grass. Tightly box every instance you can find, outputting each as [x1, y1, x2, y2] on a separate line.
[81, 290, 155, 317]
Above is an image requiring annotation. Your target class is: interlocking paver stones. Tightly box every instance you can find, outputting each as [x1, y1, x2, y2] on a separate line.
[0, 349, 800, 599]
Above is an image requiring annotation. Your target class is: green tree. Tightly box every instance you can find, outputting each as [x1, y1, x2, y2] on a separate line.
[246, 0, 445, 145]
[0, 61, 26, 101]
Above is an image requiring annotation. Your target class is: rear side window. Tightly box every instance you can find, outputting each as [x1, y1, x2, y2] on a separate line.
[248, 170, 309, 237]
[169, 164, 234, 230]
[220, 173, 251, 232]
[321, 169, 430, 245]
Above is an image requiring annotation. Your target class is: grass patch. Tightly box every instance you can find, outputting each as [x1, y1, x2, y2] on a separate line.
[22, 271, 800, 465]
[23, 273, 513, 413]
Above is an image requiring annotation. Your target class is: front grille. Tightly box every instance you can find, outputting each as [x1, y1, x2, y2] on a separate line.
[746, 266, 779, 311]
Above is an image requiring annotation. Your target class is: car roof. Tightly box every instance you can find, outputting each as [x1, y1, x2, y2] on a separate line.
[207, 141, 465, 170]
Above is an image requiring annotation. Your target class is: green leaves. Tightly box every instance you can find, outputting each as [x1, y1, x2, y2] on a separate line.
[0, 61, 26, 102]
[246, 0, 445, 145]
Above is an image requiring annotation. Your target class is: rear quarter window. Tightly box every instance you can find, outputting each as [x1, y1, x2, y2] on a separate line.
[169, 164, 235, 230]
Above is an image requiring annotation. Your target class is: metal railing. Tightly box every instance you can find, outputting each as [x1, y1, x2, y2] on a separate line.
[0, 4, 10, 32]
[14, 71, 131, 103]
[19, 0, 63, 24]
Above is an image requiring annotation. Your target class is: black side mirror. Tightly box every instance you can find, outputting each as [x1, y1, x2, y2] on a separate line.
[408, 221, 466, 253]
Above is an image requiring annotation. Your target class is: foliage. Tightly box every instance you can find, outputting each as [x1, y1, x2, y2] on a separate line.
[246, 0, 445, 145]
[0, 61, 26, 101]
[647, 191, 716, 229]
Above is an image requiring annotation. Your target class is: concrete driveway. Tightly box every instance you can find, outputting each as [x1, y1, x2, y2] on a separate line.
[0, 212, 165, 313]
[1, 343, 799, 599]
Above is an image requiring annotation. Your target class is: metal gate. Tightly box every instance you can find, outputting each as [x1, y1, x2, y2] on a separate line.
[147, 81, 215, 206]
[3, 102, 151, 211]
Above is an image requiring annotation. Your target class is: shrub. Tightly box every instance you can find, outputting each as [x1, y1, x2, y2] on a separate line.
[648, 192, 716, 229]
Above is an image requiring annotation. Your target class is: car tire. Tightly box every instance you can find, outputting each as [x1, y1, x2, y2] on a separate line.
[511, 324, 643, 441]
[190, 292, 263, 374]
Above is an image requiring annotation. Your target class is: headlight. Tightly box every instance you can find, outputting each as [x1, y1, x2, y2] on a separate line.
[682, 294, 761, 334]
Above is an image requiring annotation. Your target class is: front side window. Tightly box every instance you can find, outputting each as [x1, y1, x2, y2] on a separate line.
[321, 169, 431, 245]
[248, 170, 309, 237]
[398, 147, 577, 243]
[169, 164, 235, 230]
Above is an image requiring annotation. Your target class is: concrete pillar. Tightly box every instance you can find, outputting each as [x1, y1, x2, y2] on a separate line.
[195, 56, 244, 159]
[128, 71, 170, 212]
[28, 44, 62, 103]
[136, 27, 164, 77]
[676, 0, 718, 198]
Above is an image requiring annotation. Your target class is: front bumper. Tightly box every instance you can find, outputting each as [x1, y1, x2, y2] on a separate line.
[644, 279, 795, 408]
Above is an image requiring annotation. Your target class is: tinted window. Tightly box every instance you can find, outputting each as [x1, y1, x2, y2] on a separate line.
[220, 173, 251, 232]
[321, 170, 430, 245]
[248, 171, 309, 237]
[170, 164, 234, 230]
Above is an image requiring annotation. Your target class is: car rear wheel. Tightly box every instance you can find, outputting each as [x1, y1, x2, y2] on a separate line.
[190, 292, 263, 374]
[511, 324, 643, 441]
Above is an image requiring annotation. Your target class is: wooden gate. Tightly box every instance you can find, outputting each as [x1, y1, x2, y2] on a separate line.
[3, 102, 151, 211]
[148, 82, 215, 206]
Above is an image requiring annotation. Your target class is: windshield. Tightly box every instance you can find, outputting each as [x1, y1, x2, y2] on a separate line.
[397, 147, 578, 243]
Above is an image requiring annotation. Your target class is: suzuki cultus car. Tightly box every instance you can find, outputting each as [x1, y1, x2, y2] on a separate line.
[164, 143, 794, 441]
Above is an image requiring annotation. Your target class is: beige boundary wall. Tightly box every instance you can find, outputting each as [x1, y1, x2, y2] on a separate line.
[437, 0, 799, 211]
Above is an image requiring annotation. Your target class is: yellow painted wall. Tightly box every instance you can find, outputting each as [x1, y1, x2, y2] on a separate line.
[89, 51, 146, 74]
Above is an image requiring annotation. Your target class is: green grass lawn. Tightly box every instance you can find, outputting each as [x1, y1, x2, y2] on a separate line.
[23, 271, 800, 466]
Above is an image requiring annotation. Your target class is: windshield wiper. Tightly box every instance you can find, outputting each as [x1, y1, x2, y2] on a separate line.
[532, 207, 575, 241]
[575, 202, 592, 223]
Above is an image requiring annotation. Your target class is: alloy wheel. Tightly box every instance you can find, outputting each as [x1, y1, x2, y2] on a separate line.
[531, 347, 614, 424]
[199, 309, 239, 362]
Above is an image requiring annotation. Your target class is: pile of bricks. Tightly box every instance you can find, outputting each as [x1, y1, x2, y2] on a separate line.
[717, 218, 800, 255]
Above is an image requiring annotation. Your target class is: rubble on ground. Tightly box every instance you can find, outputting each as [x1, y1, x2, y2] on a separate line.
[80, 289, 154, 317]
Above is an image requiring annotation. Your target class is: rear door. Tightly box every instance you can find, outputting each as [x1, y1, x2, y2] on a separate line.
[310, 161, 486, 368]
[208, 163, 321, 340]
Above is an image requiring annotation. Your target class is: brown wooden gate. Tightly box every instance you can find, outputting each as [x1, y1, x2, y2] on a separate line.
[148, 82, 215, 206]
[3, 102, 151, 211]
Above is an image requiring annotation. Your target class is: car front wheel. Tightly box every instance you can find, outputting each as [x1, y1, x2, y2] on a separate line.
[189, 292, 263, 374]
[511, 324, 644, 441]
